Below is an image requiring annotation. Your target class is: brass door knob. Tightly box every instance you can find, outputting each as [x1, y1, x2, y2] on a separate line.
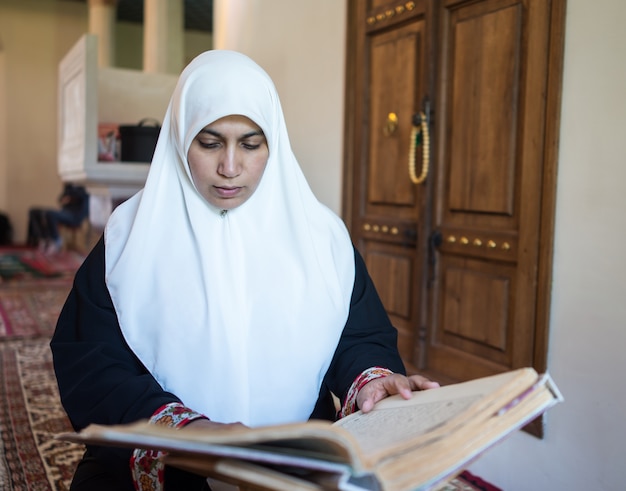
[383, 112, 398, 136]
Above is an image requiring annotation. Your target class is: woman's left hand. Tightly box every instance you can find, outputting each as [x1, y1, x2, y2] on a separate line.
[357, 373, 440, 413]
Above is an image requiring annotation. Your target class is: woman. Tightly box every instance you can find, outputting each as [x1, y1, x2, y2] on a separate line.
[51, 50, 438, 491]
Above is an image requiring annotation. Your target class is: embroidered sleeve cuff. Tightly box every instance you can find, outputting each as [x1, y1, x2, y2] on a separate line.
[340, 366, 394, 418]
[130, 402, 208, 491]
[148, 402, 208, 427]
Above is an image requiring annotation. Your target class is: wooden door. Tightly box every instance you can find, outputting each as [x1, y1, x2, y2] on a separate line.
[344, 0, 565, 391]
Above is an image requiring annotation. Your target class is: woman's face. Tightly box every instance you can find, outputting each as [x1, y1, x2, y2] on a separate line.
[187, 115, 269, 210]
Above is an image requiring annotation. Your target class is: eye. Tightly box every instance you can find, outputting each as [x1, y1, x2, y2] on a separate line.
[197, 140, 221, 149]
[240, 137, 266, 151]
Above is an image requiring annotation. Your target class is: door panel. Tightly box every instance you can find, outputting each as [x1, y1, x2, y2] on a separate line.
[350, 1, 434, 372]
[362, 240, 418, 363]
[438, 256, 515, 361]
[448, 2, 521, 216]
[427, 0, 553, 379]
[367, 22, 425, 211]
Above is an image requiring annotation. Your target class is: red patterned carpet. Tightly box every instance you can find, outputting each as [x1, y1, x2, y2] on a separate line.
[0, 248, 84, 490]
[0, 281, 73, 339]
[0, 248, 79, 340]
[0, 339, 84, 490]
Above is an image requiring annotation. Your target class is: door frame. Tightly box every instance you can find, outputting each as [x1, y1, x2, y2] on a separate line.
[341, 0, 567, 438]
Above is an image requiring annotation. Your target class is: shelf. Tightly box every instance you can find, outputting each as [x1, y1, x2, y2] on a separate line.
[57, 34, 176, 193]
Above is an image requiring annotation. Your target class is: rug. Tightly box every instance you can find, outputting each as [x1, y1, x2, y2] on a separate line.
[0, 254, 34, 282]
[456, 471, 502, 491]
[0, 281, 73, 339]
[0, 338, 84, 490]
[0, 249, 83, 284]
[16, 251, 84, 278]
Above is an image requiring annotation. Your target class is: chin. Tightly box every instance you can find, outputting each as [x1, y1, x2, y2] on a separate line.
[209, 198, 245, 210]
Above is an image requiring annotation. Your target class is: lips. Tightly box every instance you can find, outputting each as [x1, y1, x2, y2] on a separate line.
[214, 186, 241, 198]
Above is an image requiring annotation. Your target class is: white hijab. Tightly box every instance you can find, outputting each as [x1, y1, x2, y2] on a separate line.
[104, 50, 355, 427]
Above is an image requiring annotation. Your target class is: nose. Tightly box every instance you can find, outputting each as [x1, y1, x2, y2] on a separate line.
[218, 148, 241, 178]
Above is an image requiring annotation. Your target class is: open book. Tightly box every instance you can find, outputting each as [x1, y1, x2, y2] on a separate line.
[58, 368, 562, 491]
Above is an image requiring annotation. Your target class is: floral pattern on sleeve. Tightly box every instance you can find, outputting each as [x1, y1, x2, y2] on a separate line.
[130, 402, 208, 491]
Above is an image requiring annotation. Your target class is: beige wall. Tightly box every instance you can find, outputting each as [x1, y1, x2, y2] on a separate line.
[213, 0, 346, 214]
[0, 0, 87, 242]
[0, 49, 7, 213]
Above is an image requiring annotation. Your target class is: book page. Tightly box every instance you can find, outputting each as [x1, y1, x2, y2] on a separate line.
[334, 395, 479, 454]
[334, 368, 537, 461]
[376, 382, 561, 491]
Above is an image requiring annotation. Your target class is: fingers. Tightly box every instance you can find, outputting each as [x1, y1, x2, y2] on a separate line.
[356, 377, 391, 413]
[384, 374, 414, 399]
[381, 374, 439, 399]
[356, 375, 411, 413]
[407, 374, 440, 391]
[360, 397, 376, 413]
[357, 373, 440, 414]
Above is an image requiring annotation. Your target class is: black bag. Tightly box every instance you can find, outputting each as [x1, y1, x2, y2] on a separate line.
[119, 118, 161, 163]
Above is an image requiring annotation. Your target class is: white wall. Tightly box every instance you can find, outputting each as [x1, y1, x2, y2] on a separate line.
[213, 0, 346, 214]
[216, 1, 626, 490]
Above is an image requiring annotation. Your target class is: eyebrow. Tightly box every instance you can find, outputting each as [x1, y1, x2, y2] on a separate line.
[199, 128, 265, 139]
